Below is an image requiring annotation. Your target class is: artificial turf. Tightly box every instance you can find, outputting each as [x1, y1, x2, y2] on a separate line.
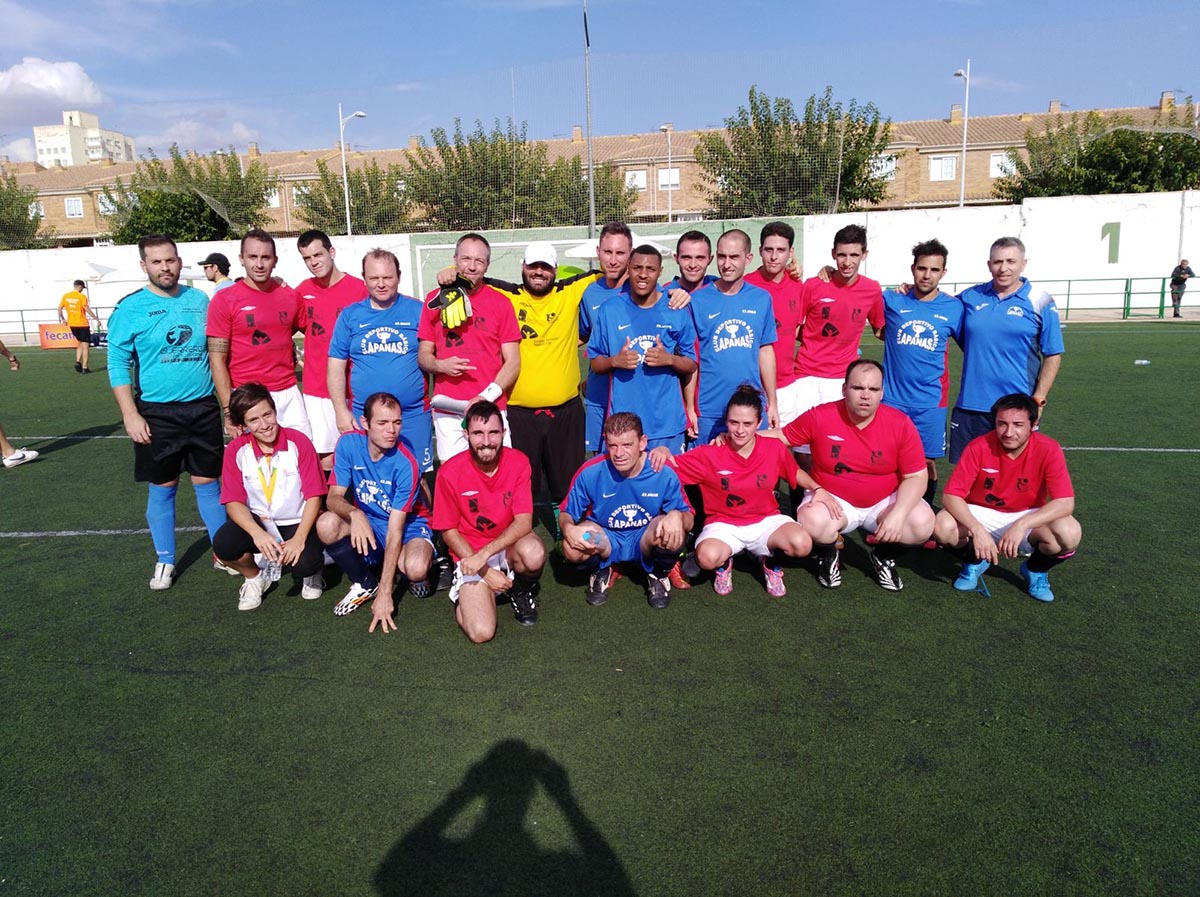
[1, 322, 1198, 896]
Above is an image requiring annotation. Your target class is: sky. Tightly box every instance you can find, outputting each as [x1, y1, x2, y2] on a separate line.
[1, 0, 1197, 163]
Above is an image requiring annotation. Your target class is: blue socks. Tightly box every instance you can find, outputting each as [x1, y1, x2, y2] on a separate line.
[146, 484, 178, 564]
[192, 480, 226, 542]
[325, 537, 379, 589]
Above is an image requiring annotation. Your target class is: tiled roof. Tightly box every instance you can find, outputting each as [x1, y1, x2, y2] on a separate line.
[888, 105, 1170, 150]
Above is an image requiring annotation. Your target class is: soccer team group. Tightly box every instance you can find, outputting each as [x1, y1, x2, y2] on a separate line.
[91, 219, 1081, 642]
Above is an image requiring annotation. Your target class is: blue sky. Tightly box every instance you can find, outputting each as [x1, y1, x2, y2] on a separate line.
[1, 0, 1196, 162]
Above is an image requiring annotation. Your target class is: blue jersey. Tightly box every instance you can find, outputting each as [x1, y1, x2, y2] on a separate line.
[880, 289, 964, 410]
[956, 279, 1064, 412]
[688, 281, 777, 419]
[588, 293, 698, 440]
[331, 431, 424, 531]
[562, 455, 691, 533]
[328, 297, 425, 418]
[662, 274, 718, 293]
[106, 285, 213, 403]
[579, 278, 626, 409]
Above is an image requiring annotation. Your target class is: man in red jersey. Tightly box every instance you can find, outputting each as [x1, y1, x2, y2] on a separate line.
[934, 393, 1081, 603]
[744, 221, 806, 428]
[418, 233, 521, 463]
[792, 224, 884, 436]
[431, 400, 545, 642]
[295, 229, 366, 468]
[766, 359, 934, 592]
[207, 228, 309, 439]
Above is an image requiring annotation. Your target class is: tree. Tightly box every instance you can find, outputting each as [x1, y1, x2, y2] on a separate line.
[101, 145, 277, 244]
[0, 174, 54, 250]
[403, 118, 635, 230]
[295, 157, 413, 235]
[695, 85, 892, 218]
[994, 104, 1200, 202]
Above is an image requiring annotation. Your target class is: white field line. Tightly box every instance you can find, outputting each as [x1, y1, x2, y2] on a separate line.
[0, 526, 207, 539]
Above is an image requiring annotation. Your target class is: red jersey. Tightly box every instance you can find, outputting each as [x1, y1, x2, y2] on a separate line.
[431, 446, 533, 558]
[669, 437, 798, 525]
[296, 273, 365, 398]
[944, 431, 1074, 513]
[783, 401, 925, 507]
[745, 269, 803, 388]
[207, 280, 303, 391]
[795, 274, 884, 379]
[418, 284, 521, 409]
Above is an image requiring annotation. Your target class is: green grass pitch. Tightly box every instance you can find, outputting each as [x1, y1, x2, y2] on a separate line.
[1, 323, 1198, 896]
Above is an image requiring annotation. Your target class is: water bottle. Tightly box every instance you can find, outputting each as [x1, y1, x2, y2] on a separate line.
[1134, 359, 1150, 366]
[581, 528, 610, 552]
[261, 541, 283, 582]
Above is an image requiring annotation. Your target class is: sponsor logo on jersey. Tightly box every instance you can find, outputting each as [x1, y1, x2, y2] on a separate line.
[712, 318, 755, 352]
[359, 327, 410, 356]
[165, 324, 193, 346]
[827, 435, 845, 441]
[1006, 306, 1025, 317]
[355, 479, 388, 511]
[607, 503, 651, 530]
[974, 302, 989, 310]
[148, 308, 167, 317]
[251, 330, 271, 345]
[895, 320, 940, 352]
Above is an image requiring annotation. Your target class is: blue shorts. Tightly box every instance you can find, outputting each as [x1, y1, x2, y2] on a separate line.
[401, 408, 434, 473]
[605, 526, 652, 572]
[645, 432, 685, 453]
[585, 400, 606, 453]
[364, 515, 434, 566]
[949, 407, 994, 464]
[885, 402, 948, 460]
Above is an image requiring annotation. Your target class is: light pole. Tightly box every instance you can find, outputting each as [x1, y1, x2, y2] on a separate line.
[338, 103, 367, 235]
[954, 60, 971, 208]
[659, 124, 673, 223]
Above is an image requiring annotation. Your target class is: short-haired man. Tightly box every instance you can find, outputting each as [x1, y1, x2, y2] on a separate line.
[793, 225, 885, 424]
[207, 228, 310, 440]
[431, 401, 545, 642]
[58, 279, 99, 373]
[580, 222, 635, 453]
[295, 230, 367, 466]
[327, 249, 430, 472]
[768, 359, 934, 592]
[1169, 259, 1195, 318]
[685, 229, 778, 442]
[199, 252, 234, 293]
[951, 237, 1063, 462]
[745, 222, 806, 427]
[418, 233, 522, 463]
[880, 239, 963, 507]
[588, 246, 698, 453]
[934, 393, 1081, 602]
[107, 234, 229, 589]
[317, 392, 435, 629]
[559, 412, 694, 608]
[664, 230, 717, 294]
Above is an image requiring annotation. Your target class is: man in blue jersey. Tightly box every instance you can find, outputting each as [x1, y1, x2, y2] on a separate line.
[327, 249, 431, 473]
[107, 234, 229, 590]
[316, 392, 435, 629]
[663, 230, 717, 294]
[880, 239, 963, 507]
[559, 412, 694, 609]
[579, 222, 635, 453]
[685, 229, 778, 442]
[587, 246, 698, 453]
[950, 236, 1063, 462]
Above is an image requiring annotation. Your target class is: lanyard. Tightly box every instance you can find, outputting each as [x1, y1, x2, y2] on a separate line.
[256, 450, 278, 508]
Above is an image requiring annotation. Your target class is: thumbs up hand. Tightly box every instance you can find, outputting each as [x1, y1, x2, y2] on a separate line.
[643, 333, 673, 368]
[613, 336, 640, 370]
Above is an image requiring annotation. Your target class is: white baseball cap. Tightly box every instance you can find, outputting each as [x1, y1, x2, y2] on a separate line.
[522, 241, 558, 268]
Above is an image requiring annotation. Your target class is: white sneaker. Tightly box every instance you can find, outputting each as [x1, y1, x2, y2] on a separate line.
[149, 562, 175, 591]
[212, 554, 240, 576]
[238, 574, 269, 611]
[333, 582, 376, 616]
[3, 449, 39, 469]
[301, 574, 325, 600]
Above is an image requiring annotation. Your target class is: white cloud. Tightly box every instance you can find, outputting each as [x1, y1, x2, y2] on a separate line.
[0, 57, 106, 130]
[135, 118, 261, 155]
[1, 136, 35, 161]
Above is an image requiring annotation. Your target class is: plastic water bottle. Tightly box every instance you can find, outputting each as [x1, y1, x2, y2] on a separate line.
[261, 541, 283, 582]
[1134, 359, 1150, 366]
[581, 528, 610, 552]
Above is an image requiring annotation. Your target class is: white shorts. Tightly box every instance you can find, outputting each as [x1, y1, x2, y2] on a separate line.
[964, 504, 1036, 555]
[776, 380, 806, 428]
[449, 551, 512, 605]
[270, 385, 313, 439]
[802, 491, 897, 535]
[433, 408, 511, 462]
[696, 514, 795, 558]
[302, 394, 340, 454]
[790, 376, 844, 452]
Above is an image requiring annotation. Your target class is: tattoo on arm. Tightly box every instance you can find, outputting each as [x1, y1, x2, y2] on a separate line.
[207, 337, 230, 355]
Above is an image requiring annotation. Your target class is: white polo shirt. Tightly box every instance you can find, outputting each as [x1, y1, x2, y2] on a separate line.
[219, 428, 327, 525]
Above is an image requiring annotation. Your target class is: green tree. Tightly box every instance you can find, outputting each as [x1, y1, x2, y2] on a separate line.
[101, 145, 277, 244]
[994, 104, 1200, 202]
[695, 85, 892, 217]
[295, 157, 413, 235]
[404, 118, 635, 230]
[0, 173, 54, 250]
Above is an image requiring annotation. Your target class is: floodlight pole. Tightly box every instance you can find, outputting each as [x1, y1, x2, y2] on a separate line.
[583, 0, 597, 238]
[339, 103, 367, 236]
[660, 124, 673, 223]
[954, 60, 971, 208]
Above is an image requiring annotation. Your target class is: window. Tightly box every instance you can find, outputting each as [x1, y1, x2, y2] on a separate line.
[266, 189, 280, 208]
[625, 169, 647, 191]
[870, 154, 896, 181]
[28, 201, 44, 220]
[64, 197, 84, 218]
[990, 152, 1015, 178]
[928, 155, 957, 182]
[97, 193, 118, 215]
[658, 167, 680, 191]
[292, 185, 309, 203]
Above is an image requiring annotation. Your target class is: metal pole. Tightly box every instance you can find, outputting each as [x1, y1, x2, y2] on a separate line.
[956, 59, 971, 208]
[583, 0, 597, 238]
[660, 124, 673, 223]
[339, 103, 353, 236]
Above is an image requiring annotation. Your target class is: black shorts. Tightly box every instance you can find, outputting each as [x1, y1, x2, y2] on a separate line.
[508, 398, 585, 504]
[949, 407, 995, 464]
[212, 516, 324, 579]
[70, 326, 91, 342]
[134, 396, 224, 484]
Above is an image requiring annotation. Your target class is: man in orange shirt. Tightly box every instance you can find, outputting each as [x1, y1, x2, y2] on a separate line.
[58, 279, 100, 373]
